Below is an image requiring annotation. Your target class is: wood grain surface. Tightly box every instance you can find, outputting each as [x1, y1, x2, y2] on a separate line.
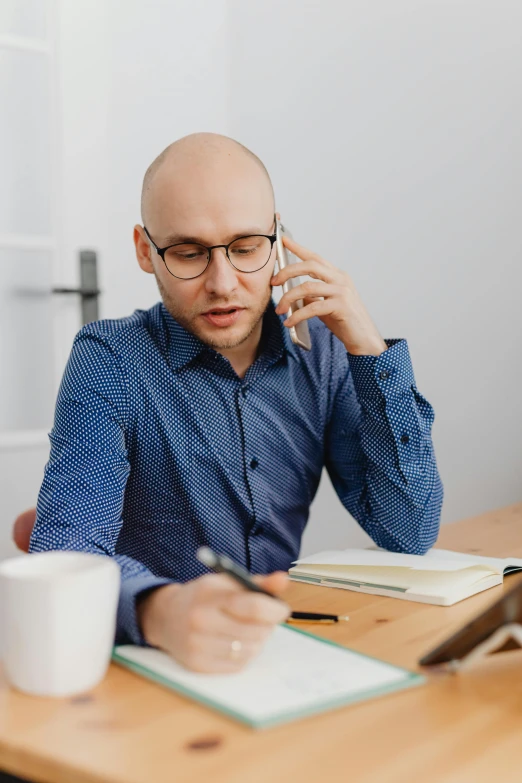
[1, 503, 521, 783]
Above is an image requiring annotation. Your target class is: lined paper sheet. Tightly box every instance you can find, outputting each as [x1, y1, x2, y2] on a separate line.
[114, 625, 422, 728]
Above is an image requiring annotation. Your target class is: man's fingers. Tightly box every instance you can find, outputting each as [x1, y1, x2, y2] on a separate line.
[189, 603, 276, 643]
[188, 570, 290, 632]
[225, 591, 291, 625]
[276, 281, 332, 315]
[272, 258, 337, 288]
[284, 299, 332, 327]
[187, 631, 265, 662]
[281, 235, 325, 263]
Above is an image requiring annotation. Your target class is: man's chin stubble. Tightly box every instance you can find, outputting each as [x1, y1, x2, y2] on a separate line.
[195, 317, 260, 350]
[156, 275, 271, 351]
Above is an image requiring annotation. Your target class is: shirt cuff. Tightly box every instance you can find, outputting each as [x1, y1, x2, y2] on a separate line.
[347, 339, 414, 399]
[117, 573, 173, 646]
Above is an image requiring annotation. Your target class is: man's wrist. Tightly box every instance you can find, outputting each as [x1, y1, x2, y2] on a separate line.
[344, 336, 388, 357]
[137, 582, 182, 648]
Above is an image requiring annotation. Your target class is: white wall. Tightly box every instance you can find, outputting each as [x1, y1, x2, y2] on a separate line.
[228, 0, 522, 553]
[4, 0, 521, 560]
[59, 0, 230, 319]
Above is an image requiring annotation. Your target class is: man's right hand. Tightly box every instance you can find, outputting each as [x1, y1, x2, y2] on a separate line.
[137, 571, 290, 673]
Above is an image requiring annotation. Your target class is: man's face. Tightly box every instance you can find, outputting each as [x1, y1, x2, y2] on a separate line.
[136, 154, 276, 351]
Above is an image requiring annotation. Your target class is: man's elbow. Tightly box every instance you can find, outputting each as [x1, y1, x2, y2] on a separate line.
[14, 508, 37, 553]
[402, 479, 443, 555]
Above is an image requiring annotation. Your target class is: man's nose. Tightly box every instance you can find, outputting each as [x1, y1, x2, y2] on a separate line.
[204, 247, 239, 296]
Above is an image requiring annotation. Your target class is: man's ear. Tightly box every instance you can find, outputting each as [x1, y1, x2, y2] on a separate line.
[134, 225, 155, 274]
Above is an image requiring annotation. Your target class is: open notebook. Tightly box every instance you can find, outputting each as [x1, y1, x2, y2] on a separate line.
[289, 548, 522, 606]
[113, 625, 423, 729]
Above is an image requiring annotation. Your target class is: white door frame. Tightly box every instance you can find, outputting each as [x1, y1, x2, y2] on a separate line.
[0, 1, 72, 450]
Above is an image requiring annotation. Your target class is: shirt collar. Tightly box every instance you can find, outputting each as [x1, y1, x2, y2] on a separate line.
[160, 298, 300, 373]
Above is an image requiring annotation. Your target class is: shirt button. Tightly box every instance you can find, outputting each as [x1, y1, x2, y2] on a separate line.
[250, 458, 259, 469]
[241, 385, 248, 397]
[379, 370, 389, 381]
[400, 434, 409, 444]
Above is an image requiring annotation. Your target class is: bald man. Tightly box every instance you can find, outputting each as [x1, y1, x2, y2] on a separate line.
[30, 133, 443, 673]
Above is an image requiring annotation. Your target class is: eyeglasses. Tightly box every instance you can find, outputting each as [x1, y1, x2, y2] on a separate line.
[143, 223, 277, 280]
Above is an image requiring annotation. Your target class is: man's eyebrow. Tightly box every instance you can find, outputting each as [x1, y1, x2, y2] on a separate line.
[160, 226, 274, 246]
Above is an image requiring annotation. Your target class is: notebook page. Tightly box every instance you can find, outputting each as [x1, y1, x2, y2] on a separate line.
[426, 549, 522, 574]
[114, 625, 417, 726]
[294, 548, 522, 575]
[293, 549, 483, 571]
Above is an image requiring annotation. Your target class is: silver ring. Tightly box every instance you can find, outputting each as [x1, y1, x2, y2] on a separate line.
[229, 639, 242, 660]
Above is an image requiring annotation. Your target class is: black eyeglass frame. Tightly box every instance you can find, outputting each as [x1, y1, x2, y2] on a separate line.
[143, 222, 277, 280]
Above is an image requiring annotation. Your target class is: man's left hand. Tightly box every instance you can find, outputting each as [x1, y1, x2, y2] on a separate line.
[272, 236, 387, 357]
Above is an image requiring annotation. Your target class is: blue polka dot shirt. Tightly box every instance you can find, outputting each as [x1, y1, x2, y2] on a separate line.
[29, 299, 443, 644]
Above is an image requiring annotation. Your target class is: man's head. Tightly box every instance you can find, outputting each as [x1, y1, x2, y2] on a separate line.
[134, 133, 276, 353]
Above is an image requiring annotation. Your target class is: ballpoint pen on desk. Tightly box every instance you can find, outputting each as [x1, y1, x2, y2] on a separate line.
[196, 546, 349, 624]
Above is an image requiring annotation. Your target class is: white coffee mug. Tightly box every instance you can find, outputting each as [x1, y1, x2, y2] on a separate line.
[0, 551, 120, 697]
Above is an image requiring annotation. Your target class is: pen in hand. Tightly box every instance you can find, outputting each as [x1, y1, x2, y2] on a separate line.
[196, 546, 349, 624]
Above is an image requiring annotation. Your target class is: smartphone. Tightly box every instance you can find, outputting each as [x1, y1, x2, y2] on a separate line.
[274, 217, 312, 351]
[419, 577, 522, 667]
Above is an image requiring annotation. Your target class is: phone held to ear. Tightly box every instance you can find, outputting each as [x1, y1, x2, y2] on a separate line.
[275, 217, 312, 351]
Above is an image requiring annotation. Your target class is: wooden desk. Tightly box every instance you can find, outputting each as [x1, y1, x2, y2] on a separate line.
[1, 504, 522, 783]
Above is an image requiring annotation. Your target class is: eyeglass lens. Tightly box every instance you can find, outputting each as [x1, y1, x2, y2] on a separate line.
[163, 235, 273, 279]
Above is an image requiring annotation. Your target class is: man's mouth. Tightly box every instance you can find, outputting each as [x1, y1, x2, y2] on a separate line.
[201, 307, 245, 327]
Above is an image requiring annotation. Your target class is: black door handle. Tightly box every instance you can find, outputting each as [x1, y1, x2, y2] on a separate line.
[51, 250, 100, 325]
[52, 287, 100, 295]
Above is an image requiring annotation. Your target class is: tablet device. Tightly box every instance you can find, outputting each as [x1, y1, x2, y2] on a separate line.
[419, 577, 522, 666]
